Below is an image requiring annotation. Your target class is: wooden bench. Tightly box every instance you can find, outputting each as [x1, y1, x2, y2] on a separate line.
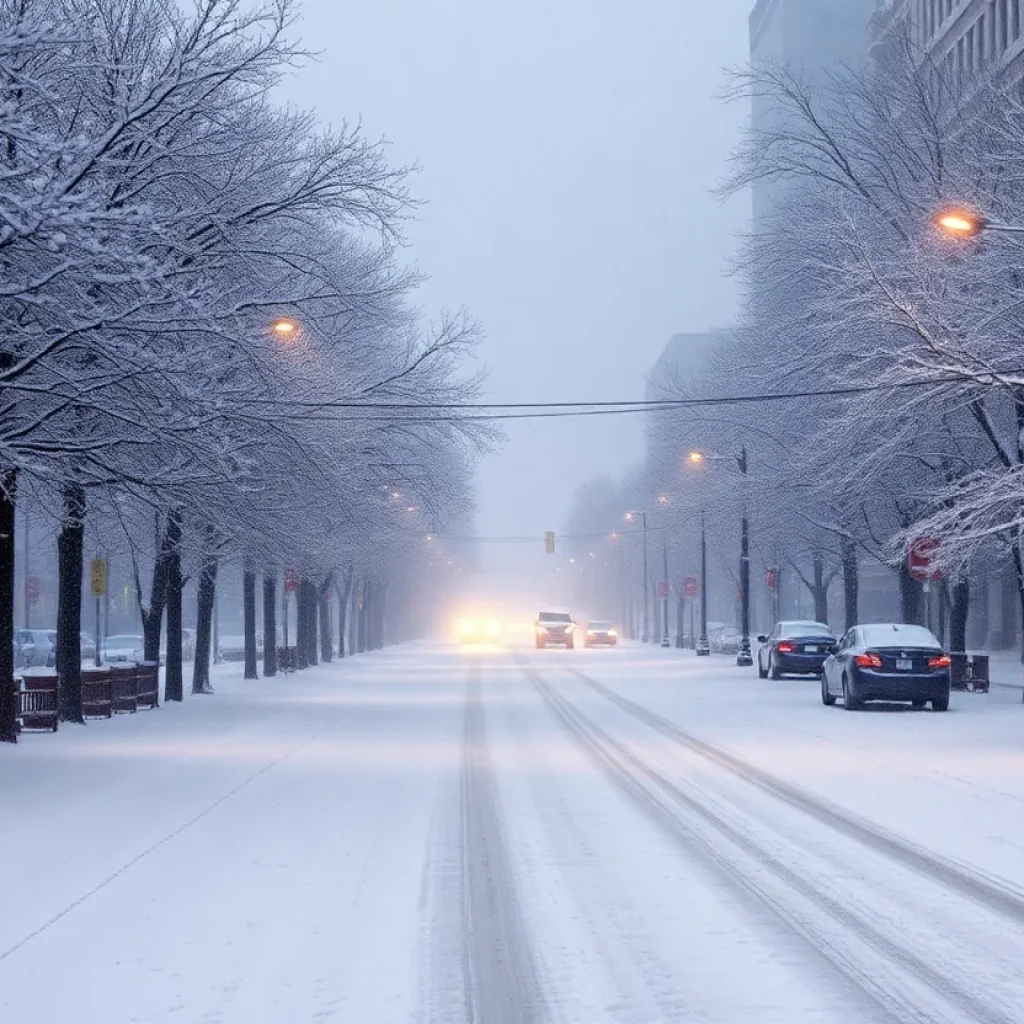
[110, 664, 138, 714]
[135, 662, 159, 710]
[81, 666, 113, 719]
[17, 672, 59, 732]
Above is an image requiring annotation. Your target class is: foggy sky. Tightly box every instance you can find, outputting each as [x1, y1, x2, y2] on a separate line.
[279, 0, 752, 581]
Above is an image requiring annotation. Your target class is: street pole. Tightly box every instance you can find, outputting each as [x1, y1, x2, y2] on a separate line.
[737, 446, 753, 667]
[697, 509, 710, 656]
[641, 511, 649, 643]
[661, 532, 670, 647]
[23, 509, 29, 630]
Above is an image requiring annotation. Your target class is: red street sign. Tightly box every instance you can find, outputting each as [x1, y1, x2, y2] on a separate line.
[25, 576, 39, 605]
[657, 580, 668, 599]
[908, 538, 942, 583]
[684, 576, 699, 598]
[765, 567, 779, 593]
[284, 571, 298, 593]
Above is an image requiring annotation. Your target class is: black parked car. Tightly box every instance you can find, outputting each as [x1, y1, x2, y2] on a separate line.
[757, 621, 836, 679]
[821, 623, 950, 712]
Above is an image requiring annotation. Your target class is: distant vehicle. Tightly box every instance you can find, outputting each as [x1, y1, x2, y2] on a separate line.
[822, 623, 950, 712]
[219, 634, 247, 661]
[711, 626, 742, 655]
[104, 634, 144, 663]
[80, 633, 97, 662]
[535, 610, 574, 649]
[456, 616, 501, 644]
[583, 620, 618, 647]
[757, 621, 836, 679]
[15, 629, 56, 668]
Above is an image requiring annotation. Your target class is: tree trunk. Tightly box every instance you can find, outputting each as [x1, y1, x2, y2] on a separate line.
[319, 577, 333, 662]
[812, 553, 828, 625]
[950, 577, 970, 654]
[334, 572, 351, 658]
[356, 585, 367, 653]
[0, 472, 17, 743]
[1011, 539, 1024, 667]
[306, 581, 319, 665]
[1004, 559, 1020, 653]
[191, 548, 218, 694]
[57, 482, 85, 723]
[841, 536, 858, 630]
[243, 566, 258, 679]
[295, 581, 309, 669]
[140, 513, 173, 663]
[164, 510, 184, 702]
[263, 575, 277, 677]
[898, 561, 923, 625]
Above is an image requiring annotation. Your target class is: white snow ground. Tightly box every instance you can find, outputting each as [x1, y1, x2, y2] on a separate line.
[3, 642, 1024, 1023]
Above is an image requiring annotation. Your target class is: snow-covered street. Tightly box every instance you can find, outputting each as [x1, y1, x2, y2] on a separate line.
[4, 642, 1024, 1023]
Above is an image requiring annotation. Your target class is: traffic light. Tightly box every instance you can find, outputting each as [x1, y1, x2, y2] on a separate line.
[545, 531, 555, 554]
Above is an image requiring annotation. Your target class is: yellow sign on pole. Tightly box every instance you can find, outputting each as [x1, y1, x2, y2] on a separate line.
[90, 558, 108, 597]
[545, 531, 555, 554]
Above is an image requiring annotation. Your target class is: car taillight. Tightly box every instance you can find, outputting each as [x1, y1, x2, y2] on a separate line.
[855, 652, 883, 668]
[777, 641, 795, 653]
[928, 654, 951, 668]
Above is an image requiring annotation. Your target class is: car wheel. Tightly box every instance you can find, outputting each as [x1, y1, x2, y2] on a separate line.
[567, 638, 575, 650]
[931, 693, 950, 712]
[842, 674, 861, 711]
[535, 640, 544, 649]
[912, 699, 927, 709]
[769, 655, 782, 681]
[821, 675, 836, 705]
[758, 653, 768, 679]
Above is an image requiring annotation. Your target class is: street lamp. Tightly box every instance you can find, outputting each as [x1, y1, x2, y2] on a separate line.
[271, 317, 300, 340]
[688, 447, 753, 666]
[934, 207, 1024, 238]
[625, 510, 649, 643]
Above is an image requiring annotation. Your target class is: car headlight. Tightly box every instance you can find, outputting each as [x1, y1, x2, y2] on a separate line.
[609, 629, 617, 636]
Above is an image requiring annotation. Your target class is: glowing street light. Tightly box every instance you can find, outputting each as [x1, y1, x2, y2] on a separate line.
[933, 207, 1024, 238]
[688, 451, 705, 465]
[271, 317, 300, 341]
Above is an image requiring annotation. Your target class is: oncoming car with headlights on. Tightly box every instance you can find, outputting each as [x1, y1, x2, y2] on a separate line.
[455, 616, 502, 645]
[535, 610, 574, 649]
[583, 620, 618, 647]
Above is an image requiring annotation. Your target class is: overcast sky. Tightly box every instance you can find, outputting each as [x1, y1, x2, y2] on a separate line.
[279, 0, 752, 580]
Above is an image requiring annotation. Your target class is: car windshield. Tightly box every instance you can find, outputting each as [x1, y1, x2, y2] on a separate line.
[860, 623, 941, 648]
[589, 621, 612, 629]
[538, 612, 571, 623]
[779, 622, 831, 638]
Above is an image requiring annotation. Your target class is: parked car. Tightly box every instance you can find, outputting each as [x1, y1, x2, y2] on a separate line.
[80, 632, 97, 662]
[535, 610, 574, 649]
[583, 620, 618, 647]
[15, 628, 56, 668]
[822, 623, 950, 712]
[104, 634, 144, 663]
[711, 626, 742, 655]
[757, 621, 836, 679]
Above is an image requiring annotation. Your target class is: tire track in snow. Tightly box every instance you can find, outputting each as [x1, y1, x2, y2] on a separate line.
[522, 658, 1015, 1024]
[570, 667, 1024, 927]
[459, 658, 544, 1024]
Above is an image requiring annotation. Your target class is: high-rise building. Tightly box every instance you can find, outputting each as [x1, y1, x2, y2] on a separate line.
[870, 0, 1024, 76]
[750, 0, 875, 222]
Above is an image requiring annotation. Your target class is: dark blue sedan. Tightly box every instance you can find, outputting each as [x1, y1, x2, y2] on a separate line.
[757, 621, 836, 679]
[822, 623, 950, 711]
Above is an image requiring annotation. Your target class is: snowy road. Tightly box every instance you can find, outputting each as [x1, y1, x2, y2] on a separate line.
[4, 643, 1024, 1023]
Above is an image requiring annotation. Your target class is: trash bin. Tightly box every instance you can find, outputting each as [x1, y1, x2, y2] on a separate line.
[968, 654, 990, 693]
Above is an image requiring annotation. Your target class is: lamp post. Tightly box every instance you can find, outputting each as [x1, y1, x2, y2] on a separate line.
[661, 532, 670, 647]
[626, 510, 649, 643]
[688, 448, 752, 663]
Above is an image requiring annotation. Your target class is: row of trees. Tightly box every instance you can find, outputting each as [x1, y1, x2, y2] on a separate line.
[565, 30, 1024, 657]
[1, 0, 488, 742]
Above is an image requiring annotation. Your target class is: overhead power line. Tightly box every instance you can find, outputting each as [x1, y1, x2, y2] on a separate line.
[261, 376, 972, 422]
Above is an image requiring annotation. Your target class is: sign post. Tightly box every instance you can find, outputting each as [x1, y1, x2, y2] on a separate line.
[908, 539, 942, 632]
[544, 532, 555, 554]
[90, 559, 107, 666]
